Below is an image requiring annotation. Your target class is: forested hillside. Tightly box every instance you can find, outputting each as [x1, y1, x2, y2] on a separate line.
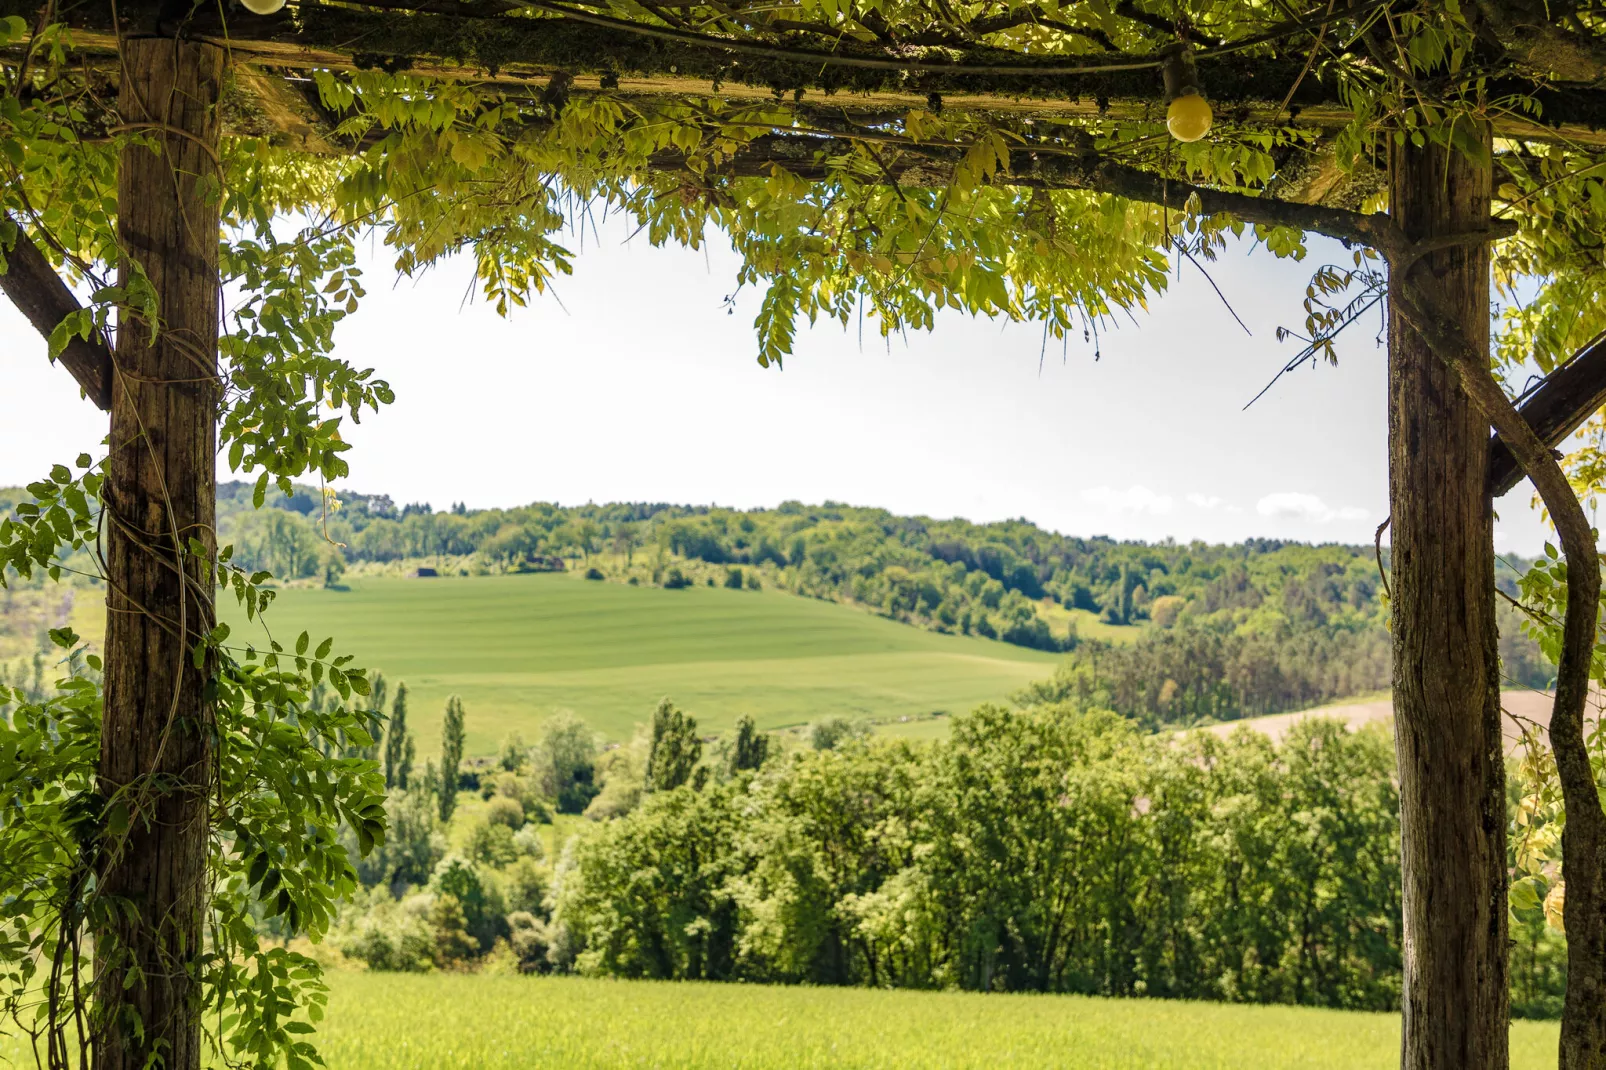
[210, 483, 1551, 724]
[0, 483, 1552, 728]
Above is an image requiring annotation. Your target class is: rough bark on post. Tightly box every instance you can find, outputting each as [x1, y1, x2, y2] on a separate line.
[1387, 127, 1508, 1070]
[95, 35, 224, 1070]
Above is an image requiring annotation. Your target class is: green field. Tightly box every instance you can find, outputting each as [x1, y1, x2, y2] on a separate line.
[261, 973, 1562, 1070]
[221, 573, 1059, 753]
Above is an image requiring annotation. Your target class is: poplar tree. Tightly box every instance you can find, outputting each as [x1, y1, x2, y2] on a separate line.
[384, 682, 412, 791]
[440, 696, 467, 823]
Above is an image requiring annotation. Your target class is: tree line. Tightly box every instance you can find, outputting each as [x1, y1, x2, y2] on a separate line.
[326, 691, 1567, 1018]
[213, 482, 1555, 720]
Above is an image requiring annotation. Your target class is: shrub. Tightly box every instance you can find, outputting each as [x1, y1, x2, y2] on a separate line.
[487, 794, 525, 830]
[507, 911, 555, 973]
[503, 857, 551, 916]
[663, 568, 690, 589]
[512, 825, 545, 859]
[810, 716, 869, 751]
[584, 567, 604, 580]
[429, 894, 479, 967]
[337, 889, 436, 972]
[724, 567, 744, 589]
[469, 821, 519, 867]
[499, 735, 528, 773]
[532, 714, 601, 814]
[431, 854, 505, 951]
[1149, 594, 1186, 629]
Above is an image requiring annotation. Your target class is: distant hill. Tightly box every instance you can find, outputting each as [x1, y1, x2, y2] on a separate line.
[216, 481, 1391, 647]
[211, 482, 1553, 726]
[217, 571, 1058, 754]
[1, 484, 1555, 736]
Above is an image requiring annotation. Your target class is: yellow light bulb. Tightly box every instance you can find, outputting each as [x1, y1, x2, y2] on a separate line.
[240, 0, 286, 13]
[1167, 93, 1213, 143]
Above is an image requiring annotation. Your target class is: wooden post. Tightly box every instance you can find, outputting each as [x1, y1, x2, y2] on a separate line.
[95, 35, 224, 1070]
[1388, 127, 1508, 1069]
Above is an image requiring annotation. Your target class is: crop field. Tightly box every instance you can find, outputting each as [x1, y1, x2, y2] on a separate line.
[218, 573, 1058, 754]
[264, 973, 1562, 1070]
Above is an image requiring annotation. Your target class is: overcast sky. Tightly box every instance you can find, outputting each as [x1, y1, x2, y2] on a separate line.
[0, 215, 1555, 554]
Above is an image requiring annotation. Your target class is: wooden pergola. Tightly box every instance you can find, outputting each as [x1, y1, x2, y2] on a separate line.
[5, 3, 1606, 1068]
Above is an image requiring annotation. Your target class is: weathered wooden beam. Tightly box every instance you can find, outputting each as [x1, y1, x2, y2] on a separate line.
[0, 217, 113, 410]
[1488, 335, 1606, 498]
[9, 2, 1606, 146]
[644, 131, 1513, 254]
[229, 67, 339, 154]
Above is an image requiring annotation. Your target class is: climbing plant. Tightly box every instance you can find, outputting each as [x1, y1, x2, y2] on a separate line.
[1, 2, 1606, 1069]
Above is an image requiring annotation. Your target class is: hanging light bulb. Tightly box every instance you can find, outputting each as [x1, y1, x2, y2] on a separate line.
[240, 0, 286, 14]
[1161, 45, 1213, 143]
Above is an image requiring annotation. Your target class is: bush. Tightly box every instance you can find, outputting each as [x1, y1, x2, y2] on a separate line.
[724, 567, 744, 589]
[503, 856, 551, 916]
[512, 824, 545, 859]
[337, 889, 435, 972]
[663, 568, 690, 589]
[507, 911, 555, 973]
[584, 567, 604, 580]
[469, 821, 519, 867]
[532, 714, 601, 815]
[431, 855, 505, 951]
[429, 894, 479, 967]
[810, 716, 870, 751]
[1150, 594, 1186, 628]
[499, 735, 528, 773]
[486, 794, 525, 830]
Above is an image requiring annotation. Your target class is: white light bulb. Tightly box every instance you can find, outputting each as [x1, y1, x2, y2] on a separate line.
[240, 0, 286, 14]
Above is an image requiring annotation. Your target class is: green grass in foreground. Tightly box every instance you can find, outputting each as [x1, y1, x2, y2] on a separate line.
[296, 973, 1561, 1070]
[221, 573, 1058, 753]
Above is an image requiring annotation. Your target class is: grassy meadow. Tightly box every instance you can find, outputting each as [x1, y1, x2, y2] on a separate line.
[219, 572, 1060, 752]
[278, 973, 1563, 1070]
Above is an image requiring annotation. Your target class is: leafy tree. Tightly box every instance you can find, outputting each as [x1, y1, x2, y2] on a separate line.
[811, 717, 870, 751]
[533, 714, 601, 814]
[431, 855, 504, 952]
[348, 789, 447, 895]
[647, 697, 703, 792]
[559, 784, 744, 980]
[727, 715, 771, 775]
[440, 695, 467, 822]
[384, 681, 413, 790]
[500, 731, 528, 773]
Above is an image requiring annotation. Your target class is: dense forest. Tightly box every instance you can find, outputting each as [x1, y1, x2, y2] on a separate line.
[327, 691, 1567, 1019]
[210, 483, 1552, 724]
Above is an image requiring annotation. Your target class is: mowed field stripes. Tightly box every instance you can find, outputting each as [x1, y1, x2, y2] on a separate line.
[222, 572, 1059, 753]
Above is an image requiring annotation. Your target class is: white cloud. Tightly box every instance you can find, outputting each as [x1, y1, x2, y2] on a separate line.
[1186, 493, 1224, 510]
[1082, 485, 1175, 516]
[1256, 492, 1368, 524]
